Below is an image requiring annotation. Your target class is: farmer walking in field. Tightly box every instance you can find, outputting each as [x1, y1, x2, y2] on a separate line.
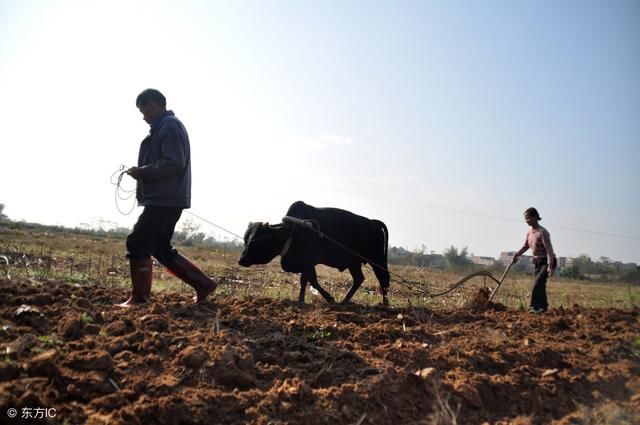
[511, 207, 556, 314]
[117, 88, 216, 307]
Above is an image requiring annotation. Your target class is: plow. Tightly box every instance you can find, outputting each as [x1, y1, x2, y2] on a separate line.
[396, 262, 515, 302]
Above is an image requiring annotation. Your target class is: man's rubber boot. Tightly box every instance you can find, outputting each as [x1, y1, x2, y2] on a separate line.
[116, 258, 153, 307]
[166, 254, 216, 303]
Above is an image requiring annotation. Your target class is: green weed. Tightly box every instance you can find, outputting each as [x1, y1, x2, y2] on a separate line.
[631, 337, 640, 359]
[38, 335, 57, 346]
[305, 326, 333, 341]
[626, 286, 639, 308]
[516, 294, 527, 310]
[80, 312, 94, 324]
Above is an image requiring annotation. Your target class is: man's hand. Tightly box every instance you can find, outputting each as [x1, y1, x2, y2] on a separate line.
[547, 267, 553, 277]
[127, 167, 142, 180]
[511, 255, 518, 264]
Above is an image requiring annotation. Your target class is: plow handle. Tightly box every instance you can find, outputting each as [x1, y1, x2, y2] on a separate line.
[487, 262, 514, 303]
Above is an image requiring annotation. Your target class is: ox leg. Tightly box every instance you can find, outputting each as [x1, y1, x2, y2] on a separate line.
[342, 266, 365, 304]
[373, 265, 391, 306]
[306, 267, 335, 304]
[297, 273, 308, 303]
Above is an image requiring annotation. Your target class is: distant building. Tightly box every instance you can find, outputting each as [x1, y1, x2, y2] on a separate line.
[497, 251, 569, 269]
[566, 255, 592, 268]
[556, 257, 567, 269]
[614, 261, 638, 272]
[471, 256, 495, 266]
[499, 251, 532, 267]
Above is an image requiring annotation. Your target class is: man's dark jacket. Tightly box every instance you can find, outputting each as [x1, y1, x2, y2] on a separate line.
[136, 110, 191, 208]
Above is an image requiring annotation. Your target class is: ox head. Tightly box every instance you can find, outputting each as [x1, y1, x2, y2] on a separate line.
[238, 222, 284, 267]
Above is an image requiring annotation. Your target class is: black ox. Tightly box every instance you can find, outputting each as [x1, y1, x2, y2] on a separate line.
[238, 201, 390, 305]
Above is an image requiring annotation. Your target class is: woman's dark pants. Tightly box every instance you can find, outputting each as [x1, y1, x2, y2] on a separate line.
[531, 259, 549, 311]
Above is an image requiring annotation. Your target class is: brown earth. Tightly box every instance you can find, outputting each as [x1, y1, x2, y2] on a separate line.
[0, 278, 638, 425]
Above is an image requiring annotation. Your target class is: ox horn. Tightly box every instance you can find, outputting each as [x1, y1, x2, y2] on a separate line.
[282, 216, 314, 229]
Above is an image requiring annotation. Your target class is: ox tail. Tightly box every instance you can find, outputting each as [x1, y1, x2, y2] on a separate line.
[371, 219, 390, 303]
[371, 219, 389, 272]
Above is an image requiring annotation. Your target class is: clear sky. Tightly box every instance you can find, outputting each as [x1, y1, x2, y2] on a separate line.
[1, 0, 639, 263]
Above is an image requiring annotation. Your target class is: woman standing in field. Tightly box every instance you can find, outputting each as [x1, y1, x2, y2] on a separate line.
[512, 207, 556, 314]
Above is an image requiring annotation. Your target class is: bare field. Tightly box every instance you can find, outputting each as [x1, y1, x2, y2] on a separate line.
[0, 227, 639, 424]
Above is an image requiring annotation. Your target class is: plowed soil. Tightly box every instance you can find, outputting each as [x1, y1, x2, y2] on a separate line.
[1, 278, 638, 424]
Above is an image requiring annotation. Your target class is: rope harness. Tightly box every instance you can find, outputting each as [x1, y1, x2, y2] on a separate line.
[110, 165, 137, 216]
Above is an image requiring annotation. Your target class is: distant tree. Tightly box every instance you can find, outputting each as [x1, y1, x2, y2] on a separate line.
[174, 218, 203, 245]
[0, 203, 8, 222]
[180, 218, 200, 236]
[620, 267, 640, 285]
[189, 232, 206, 245]
[107, 227, 130, 237]
[443, 245, 471, 269]
[560, 264, 582, 280]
